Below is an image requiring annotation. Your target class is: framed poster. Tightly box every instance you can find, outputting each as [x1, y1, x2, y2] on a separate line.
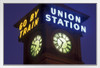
[0, 0, 99, 68]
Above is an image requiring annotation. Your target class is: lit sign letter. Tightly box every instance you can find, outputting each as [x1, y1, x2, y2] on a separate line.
[68, 14, 74, 21]
[23, 27, 27, 36]
[64, 12, 67, 19]
[31, 21, 34, 29]
[58, 10, 63, 18]
[19, 30, 23, 38]
[46, 14, 51, 21]
[19, 22, 23, 30]
[52, 16, 57, 23]
[74, 23, 80, 30]
[57, 18, 64, 26]
[81, 25, 86, 33]
[64, 20, 69, 27]
[34, 17, 39, 27]
[35, 9, 39, 18]
[27, 24, 31, 32]
[51, 7, 56, 15]
[75, 16, 81, 23]
[70, 22, 73, 29]
[30, 13, 34, 22]
[23, 19, 27, 27]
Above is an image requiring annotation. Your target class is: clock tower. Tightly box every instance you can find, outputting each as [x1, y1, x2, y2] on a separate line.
[14, 4, 89, 64]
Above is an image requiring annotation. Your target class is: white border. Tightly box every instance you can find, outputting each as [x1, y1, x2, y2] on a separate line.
[0, 0, 100, 68]
[97, 2, 100, 68]
[0, 0, 3, 68]
[1, 0, 98, 3]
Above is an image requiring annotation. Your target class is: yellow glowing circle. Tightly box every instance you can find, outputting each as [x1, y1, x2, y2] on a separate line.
[53, 33, 72, 53]
[30, 35, 42, 56]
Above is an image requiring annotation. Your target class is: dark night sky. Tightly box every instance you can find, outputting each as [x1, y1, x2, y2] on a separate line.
[4, 4, 96, 64]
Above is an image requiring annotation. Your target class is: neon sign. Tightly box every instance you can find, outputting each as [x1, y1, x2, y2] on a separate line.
[19, 9, 39, 38]
[45, 7, 86, 33]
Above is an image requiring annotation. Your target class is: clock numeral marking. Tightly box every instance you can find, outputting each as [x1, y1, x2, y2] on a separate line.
[38, 48, 40, 51]
[32, 53, 34, 56]
[53, 40, 57, 42]
[61, 33, 63, 38]
[67, 41, 71, 45]
[58, 33, 62, 37]
[31, 49, 33, 52]
[53, 41, 57, 44]
[55, 34, 59, 38]
[37, 36, 40, 40]
[34, 52, 36, 56]
[39, 39, 42, 42]
[32, 41, 35, 44]
[54, 42, 57, 46]
[62, 48, 66, 53]
[67, 45, 71, 50]
[53, 37, 58, 41]
[63, 34, 66, 39]
[36, 51, 39, 55]
[59, 48, 62, 52]
[34, 38, 36, 41]
[56, 36, 60, 39]
[56, 46, 58, 49]
[66, 48, 70, 52]
[39, 43, 42, 46]
[67, 44, 71, 49]
[65, 37, 69, 41]
[67, 43, 71, 46]
[31, 45, 33, 48]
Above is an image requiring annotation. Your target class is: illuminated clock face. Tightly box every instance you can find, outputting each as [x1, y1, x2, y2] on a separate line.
[53, 33, 72, 53]
[30, 35, 42, 56]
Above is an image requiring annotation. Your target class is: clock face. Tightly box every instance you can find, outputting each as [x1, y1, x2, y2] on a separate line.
[53, 33, 72, 53]
[30, 35, 42, 56]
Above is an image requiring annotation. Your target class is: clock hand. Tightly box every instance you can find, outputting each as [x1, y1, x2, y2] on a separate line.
[59, 38, 64, 44]
[59, 38, 63, 47]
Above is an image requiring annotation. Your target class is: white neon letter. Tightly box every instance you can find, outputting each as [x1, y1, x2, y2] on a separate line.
[52, 16, 57, 23]
[81, 25, 86, 33]
[51, 7, 56, 15]
[64, 20, 69, 27]
[57, 18, 64, 26]
[74, 23, 80, 30]
[70, 22, 73, 29]
[46, 14, 51, 21]
[58, 10, 63, 18]
[64, 12, 67, 19]
[75, 16, 81, 23]
[68, 14, 74, 21]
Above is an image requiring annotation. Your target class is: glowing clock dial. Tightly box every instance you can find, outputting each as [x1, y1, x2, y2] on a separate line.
[53, 33, 72, 53]
[30, 35, 42, 56]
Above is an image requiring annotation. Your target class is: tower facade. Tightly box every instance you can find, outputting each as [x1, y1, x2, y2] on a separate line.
[14, 4, 89, 64]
